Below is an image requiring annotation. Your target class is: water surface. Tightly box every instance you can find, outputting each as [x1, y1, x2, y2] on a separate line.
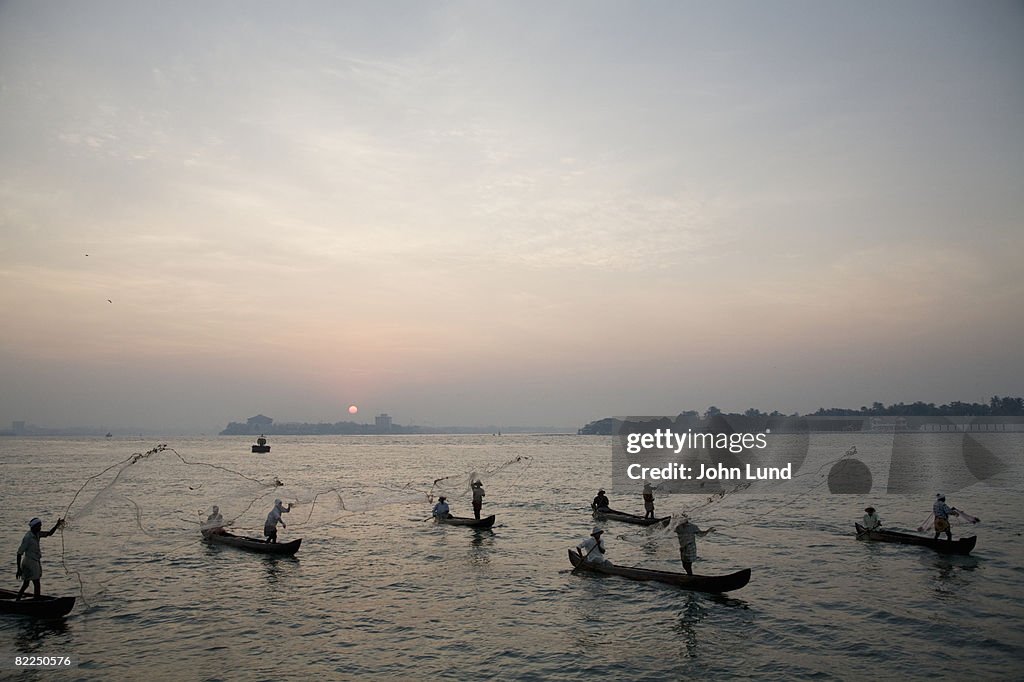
[1, 434, 1022, 680]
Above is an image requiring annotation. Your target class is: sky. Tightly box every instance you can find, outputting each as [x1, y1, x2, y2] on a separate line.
[1, 1, 1022, 433]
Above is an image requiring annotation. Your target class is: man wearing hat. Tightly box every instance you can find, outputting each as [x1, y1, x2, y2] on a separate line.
[592, 489, 611, 513]
[575, 527, 610, 565]
[432, 496, 451, 520]
[674, 515, 714, 575]
[16, 516, 64, 600]
[471, 480, 485, 520]
[264, 499, 292, 543]
[862, 506, 882, 531]
[932, 494, 958, 541]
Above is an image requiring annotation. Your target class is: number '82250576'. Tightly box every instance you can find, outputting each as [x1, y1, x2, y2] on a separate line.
[13, 655, 74, 668]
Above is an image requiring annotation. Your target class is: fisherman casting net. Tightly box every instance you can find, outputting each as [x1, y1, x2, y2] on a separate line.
[47, 443, 535, 604]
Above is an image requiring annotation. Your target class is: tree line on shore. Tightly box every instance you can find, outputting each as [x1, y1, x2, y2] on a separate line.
[578, 395, 1024, 435]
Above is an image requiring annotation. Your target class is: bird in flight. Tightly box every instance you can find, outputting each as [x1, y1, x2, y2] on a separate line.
[107, 299, 112, 303]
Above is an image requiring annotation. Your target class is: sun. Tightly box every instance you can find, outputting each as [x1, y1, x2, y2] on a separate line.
[348, 405, 358, 415]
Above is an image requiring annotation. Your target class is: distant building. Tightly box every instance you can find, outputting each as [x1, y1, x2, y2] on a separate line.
[214, 414, 275, 436]
[375, 413, 393, 433]
[220, 415, 274, 436]
[12, 421, 25, 434]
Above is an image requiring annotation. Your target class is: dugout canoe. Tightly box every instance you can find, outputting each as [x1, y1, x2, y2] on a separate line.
[592, 506, 671, 527]
[567, 550, 750, 593]
[436, 514, 495, 529]
[204, 531, 301, 555]
[855, 523, 976, 556]
[0, 588, 76, 618]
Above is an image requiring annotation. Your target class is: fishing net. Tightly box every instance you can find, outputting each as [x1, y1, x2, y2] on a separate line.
[916, 508, 982, 532]
[427, 455, 533, 505]
[51, 443, 534, 604]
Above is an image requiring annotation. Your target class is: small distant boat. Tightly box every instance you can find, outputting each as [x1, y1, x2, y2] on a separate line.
[567, 550, 751, 593]
[105, 432, 112, 438]
[592, 506, 671, 527]
[855, 523, 976, 556]
[436, 514, 495, 529]
[0, 588, 76, 618]
[251, 435, 270, 453]
[204, 530, 301, 555]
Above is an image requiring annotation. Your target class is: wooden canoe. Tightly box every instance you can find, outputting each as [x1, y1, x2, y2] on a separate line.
[855, 523, 976, 556]
[567, 549, 750, 593]
[0, 588, 76, 618]
[251, 445, 271, 453]
[592, 506, 671, 527]
[204, 531, 301, 555]
[436, 514, 495, 529]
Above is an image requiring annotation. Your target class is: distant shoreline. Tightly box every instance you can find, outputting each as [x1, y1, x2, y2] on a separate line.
[0, 426, 577, 438]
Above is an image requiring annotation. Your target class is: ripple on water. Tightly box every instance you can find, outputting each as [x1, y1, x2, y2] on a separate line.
[1, 434, 1022, 680]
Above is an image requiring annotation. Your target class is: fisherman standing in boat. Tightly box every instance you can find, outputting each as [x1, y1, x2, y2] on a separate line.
[674, 515, 714, 576]
[264, 499, 292, 543]
[575, 527, 610, 565]
[862, 506, 882, 531]
[592, 489, 611, 512]
[432, 496, 451, 520]
[642, 482, 657, 519]
[932, 493, 959, 541]
[471, 480, 485, 520]
[15, 517, 64, 600]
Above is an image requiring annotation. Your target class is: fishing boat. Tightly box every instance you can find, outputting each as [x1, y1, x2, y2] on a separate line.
[592, 506, 671, 527]
[436, 514, 495, 529]
[855, 523, 977, 556]
[0, 588, 76, 618]
[567, 550, 751, 593]
[203, 531, 301, 555]
[251, 435, 270, 453]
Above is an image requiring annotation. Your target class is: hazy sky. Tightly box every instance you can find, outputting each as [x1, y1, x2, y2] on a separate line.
[1, 1, 1022, 432]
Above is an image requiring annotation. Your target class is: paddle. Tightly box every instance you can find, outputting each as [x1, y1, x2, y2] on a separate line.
[573, 532, 605, 571]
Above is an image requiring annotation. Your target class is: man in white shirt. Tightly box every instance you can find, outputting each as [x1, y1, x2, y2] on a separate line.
[575, 528, 610, 565]
[862, 506, 882, 531]
[471, 481, 485, 520]
[264, 499, 292, 542]
[16, 517, 64, 600]
[432, 496, 451, 520]
[203, 505, 226, 536]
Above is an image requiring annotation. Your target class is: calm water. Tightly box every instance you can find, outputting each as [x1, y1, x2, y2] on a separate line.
[1, 434, 1023, 680]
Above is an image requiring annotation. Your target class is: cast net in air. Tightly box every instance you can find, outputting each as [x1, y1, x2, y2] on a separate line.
[52, 444, 533, 605]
